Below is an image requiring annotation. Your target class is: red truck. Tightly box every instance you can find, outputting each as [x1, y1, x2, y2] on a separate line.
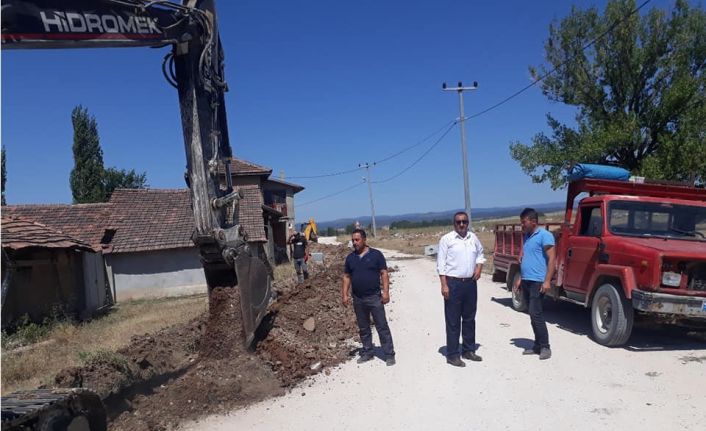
[493, 178, 706, 346]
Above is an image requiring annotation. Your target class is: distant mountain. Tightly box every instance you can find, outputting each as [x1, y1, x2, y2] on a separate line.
[310, 202, 565, 229]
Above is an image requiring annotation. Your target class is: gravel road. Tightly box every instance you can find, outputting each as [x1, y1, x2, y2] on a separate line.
[183, 250, 706, 431]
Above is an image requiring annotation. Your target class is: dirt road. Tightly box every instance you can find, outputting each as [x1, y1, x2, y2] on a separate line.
[183, 251, 706, 431]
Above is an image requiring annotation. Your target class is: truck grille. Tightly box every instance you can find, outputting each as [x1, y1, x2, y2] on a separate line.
[690, 278, 706, 291]
[688, 263, 706, 292]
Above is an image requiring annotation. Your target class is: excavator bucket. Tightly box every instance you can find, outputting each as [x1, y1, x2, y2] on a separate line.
[234, 251, 272, 346]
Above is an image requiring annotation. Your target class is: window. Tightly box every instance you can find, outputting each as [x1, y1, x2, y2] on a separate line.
[580, 206, 602, 237]
[608, 200, 706, 241]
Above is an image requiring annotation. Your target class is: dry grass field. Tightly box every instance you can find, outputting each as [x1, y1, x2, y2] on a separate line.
[1, 293, 208, 394]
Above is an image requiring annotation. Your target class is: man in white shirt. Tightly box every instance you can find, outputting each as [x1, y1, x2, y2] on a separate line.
[437, 211, 486, 367]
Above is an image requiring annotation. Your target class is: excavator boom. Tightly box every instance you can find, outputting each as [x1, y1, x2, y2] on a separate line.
[2, 1, 272, 429]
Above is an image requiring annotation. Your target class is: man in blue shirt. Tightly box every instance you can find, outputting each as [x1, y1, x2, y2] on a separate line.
[513, 208, 556, 360]
[341, 229, 395, 366]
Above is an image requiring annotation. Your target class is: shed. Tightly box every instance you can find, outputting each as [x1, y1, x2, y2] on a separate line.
[1, 216, 110, 326]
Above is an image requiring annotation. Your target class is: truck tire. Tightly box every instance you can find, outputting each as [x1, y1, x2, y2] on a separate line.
[510, 272, 527, 312]
[590, 283, 634, 346]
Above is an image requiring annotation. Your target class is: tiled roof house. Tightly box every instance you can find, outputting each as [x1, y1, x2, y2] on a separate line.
[2, 158, 303, 299]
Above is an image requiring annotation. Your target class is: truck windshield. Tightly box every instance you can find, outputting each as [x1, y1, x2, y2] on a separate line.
[608, 201, 706, 241]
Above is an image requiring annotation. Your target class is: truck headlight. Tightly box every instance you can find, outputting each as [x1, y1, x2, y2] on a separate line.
[661, 271, 681, 287]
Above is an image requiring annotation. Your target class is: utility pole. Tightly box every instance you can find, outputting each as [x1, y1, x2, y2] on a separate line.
[443, 80, 478, 228]
[359, 162, 377, 238]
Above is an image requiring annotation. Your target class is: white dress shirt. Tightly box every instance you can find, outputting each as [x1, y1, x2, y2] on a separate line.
[437, 230, 486, 277]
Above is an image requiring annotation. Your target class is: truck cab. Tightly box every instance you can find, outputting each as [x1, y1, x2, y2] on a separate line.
[494, 178, 706, 346]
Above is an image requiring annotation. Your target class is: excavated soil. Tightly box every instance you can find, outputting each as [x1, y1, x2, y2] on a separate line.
[53, 243, 364, 430]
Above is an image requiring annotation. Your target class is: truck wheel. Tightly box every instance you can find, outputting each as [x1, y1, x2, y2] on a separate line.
[510, 272, 527, 312]
[591, 283, 634, 346]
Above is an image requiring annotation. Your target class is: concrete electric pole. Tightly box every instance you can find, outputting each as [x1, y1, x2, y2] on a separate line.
[359, 162, 377, 238]
[443, 80, 478, 228]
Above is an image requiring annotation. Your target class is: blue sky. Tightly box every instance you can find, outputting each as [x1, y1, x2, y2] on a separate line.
[1, 0, 677, 222]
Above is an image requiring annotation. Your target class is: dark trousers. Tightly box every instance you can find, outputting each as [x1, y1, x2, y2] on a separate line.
[521, 280, 550, 349]
[444, 278, 477, 357]
[293, 258, 308, 282]
[353, 294, 395, 358]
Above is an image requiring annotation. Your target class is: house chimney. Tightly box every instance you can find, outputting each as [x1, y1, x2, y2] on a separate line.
[280, 170, 285, 179]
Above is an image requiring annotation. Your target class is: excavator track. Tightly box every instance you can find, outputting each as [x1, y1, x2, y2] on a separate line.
[1, 389, 106, 431]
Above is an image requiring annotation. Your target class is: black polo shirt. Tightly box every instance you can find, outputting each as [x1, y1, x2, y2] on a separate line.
[291, 235, 307, 259]
[344, 248, 387, 297]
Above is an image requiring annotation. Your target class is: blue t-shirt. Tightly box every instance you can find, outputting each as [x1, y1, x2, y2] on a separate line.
[344, 248, 387, 297]
[520, 228, 555, 282]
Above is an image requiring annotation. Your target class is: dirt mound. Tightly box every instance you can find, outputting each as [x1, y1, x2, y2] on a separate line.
[199, 287, 244, 359]
[257, 243, 358, 385]
[56, 316, 203, 400]
[51, 244, 362, 430]
[111, 355, 281, 430]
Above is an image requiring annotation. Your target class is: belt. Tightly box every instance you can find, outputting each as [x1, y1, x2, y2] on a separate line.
[446, 276, 474, 282]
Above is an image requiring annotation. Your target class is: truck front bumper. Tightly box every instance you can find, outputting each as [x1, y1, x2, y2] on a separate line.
[632, 289, 706, 318]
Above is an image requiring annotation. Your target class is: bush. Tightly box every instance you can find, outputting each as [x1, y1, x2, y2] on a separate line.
[1, 315, 53, 349]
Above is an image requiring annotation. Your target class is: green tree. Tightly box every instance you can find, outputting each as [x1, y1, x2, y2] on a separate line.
[511, 0, 705, 188]
[69, 106, 148, 203]
[70, 106, 106, 203]
[104, 168, 148, 200]
[1, 148, 6, 206]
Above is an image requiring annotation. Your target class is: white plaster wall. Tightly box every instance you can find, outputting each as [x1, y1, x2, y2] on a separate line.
[106, 248, 207, 300]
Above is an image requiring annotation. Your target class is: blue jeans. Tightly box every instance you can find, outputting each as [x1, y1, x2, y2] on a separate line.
[293, 258, 308, 282]
[353, 294, 395, 359]
[444, 278, 477, 357]
[521, 280, 550, 349]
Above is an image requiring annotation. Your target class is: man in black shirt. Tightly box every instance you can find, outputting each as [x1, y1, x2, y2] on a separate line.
[341, 229, 395, 366]
[288, 231, 308, 283]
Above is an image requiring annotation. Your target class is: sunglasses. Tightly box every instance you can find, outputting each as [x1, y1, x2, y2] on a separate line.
[455, 220, 469, 225]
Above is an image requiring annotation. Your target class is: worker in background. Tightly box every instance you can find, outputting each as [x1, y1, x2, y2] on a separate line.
[513, 208, 555, 360]
[341, 229, 395, 366]
[288, 231, 309, 283]
[437, 211, 485, 367]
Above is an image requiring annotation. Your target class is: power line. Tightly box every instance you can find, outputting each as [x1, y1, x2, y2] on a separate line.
[292, 1, 652, 207]
[372, 121, 457, 184]
[466, 0, 652, 120]
[295, 180, 366, 207]
[287, 166, 363, 180]
[292, 123, 456, 208]
[373, 119, 458, 165]
[286, 118, 457, 179]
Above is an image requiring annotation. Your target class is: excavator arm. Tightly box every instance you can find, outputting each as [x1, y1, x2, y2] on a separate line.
[2, 2, 272, 429]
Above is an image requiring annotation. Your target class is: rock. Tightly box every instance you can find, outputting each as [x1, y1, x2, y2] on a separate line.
[303, 317, 316, 332]
[310, 361, 323, 372]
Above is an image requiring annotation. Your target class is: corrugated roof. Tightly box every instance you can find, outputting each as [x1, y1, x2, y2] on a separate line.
[1, 216, 93, 251]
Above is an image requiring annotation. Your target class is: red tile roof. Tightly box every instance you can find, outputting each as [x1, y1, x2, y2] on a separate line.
[264, 177, 305, 193]
[107, 189, 195, 253]
[1, 216, 93, 251]
[228, 158, 272, 176]
[237, 185, 267, 241]
[2, 203, 112, 250]
[3, 185, 268, 254]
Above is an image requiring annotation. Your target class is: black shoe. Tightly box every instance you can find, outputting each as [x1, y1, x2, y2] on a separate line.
[522, 347, 540, 355]
[385, 357, 396, 366]
[357, 355, 374, 364]
[539, 347, 552, 360]
[462, 351, 483, 362]
[446, 356, 466, 367]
